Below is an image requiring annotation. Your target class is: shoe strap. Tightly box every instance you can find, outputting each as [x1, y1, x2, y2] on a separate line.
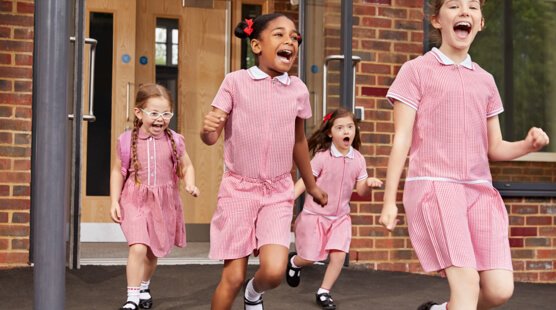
[244, 297, 263, 305]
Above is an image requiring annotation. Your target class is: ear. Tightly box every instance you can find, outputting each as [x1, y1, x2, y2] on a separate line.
[431, 15, 441, 30]
[479, 17, 485, 31]
[134, 107, 143, 120]
[250, 39, 262, 55]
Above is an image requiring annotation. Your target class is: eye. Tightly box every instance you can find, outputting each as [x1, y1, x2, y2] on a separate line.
[274, 32, 283, 37]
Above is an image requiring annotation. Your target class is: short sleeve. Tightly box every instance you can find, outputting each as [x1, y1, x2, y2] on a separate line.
[356, 153, 368, 181]
[486, 74, 504, 118]
[386, 61, 421, 110]
[174, 133, 186, 158]
[295, 78, 312, 119]
[310, 151, 325, 177]
[211, 73, 234, 113]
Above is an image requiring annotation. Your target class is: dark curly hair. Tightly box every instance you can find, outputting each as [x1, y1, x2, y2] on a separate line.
[234, 13, 302, 45]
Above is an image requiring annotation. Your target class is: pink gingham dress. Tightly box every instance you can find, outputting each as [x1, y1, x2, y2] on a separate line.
[117, 129, 186, 257]
[294, 144, 368, 261]
[209, 66, 312, 260]
[387, 48, 512, 272]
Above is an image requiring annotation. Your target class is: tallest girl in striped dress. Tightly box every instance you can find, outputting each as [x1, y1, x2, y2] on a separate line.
[201, 13, 327, 310]
[379, 1, 550, 310]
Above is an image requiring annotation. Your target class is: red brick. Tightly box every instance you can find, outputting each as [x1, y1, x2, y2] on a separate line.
[361, 17, 391, 28]
[375, 238, 405, 248]
[509, 215, 524, 225]
[526, 216, 553, 226]
[14, 133, 30, 145]
[512, 260, 525, 271]
[0, 252, 29, 265]
[0, 211, 7, 222]
[537, 249, 556, 259]
[511, 227, 537, 237]
[351, 214, 374, 225]
[366, 0, 391, 4]
[393, 42, 422, 54]
[513, 272, 539, 282]
[13, 159, 29, 170]
[0, 38, 33, 52]
[13, 27, 32, 39]
[525, 238, 551, 247]
[0, 105, 12, 117]
[526, 261, 553, 270]
[511, 249, 535, 259]
[0, 145, 30, 157]
[16, 2, 33, 14]
[15, 106, 31, 118]
[11, 212, 28, 223]
[379, 7, 408, 19]
[0, 66, 32, 79]
[394, 0, 423, 8]
[0, 52, 10, 64]
[350, 238, 374, 249]
[0, 171, 29, 183]
[0, 198, 29, 210]
[0, 26, 9, 38]
[14, 53, 32, 66]
[0, 224, 29, 236]
[377, 262, 409, 271]
[356, 250, 389, 261]
[511, 205, 539, 214]
[539, 272, 556, 282]
[0, 157, 10, 169]
[509, 238, 523, 248]
[0, 1, 12, 13]
[0, 79, 12, 90]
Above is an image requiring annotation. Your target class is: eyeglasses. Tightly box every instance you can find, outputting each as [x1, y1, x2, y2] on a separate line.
[141, 109, 174, 120]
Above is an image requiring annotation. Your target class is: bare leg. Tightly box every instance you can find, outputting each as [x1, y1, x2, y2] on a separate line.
[477, 269, 513, 310]
[142, 247, 158, 282]
[126, 244, 148, 287]
[252, 244, 288, 292]
[211, 257, 248, 310]
[292, 253, 315, 268]
[320, 251, 345, 291]
[444, 266, 480, 310]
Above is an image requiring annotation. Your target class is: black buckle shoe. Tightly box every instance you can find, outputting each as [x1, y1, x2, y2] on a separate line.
[243, 279, 264, 310]
[315, 292, 336, 310]
[417, 301, 439, 310]
[119, 301, 139, 310]
[285, 252, 301, 287]
[139, 289, 152, 309]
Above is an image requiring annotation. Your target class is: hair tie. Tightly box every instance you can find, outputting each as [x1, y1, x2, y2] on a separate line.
[323, 112, 332, 123]
[243, 19, 254, 37]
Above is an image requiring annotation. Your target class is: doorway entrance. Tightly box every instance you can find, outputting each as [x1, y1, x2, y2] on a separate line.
[77, 0, 228, 265]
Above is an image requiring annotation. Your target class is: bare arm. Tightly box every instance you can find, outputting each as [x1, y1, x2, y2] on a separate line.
[487, 116, 550, 161]
[200, 107, 228, 145]
[109, 158, 124, 223]
[379, 102, 416, 231]
[293, 178, 306, 200]
[293, 117, 328, 206]
[180, 150, 199, 197]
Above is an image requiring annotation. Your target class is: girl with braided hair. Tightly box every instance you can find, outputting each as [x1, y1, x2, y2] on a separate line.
[110, 83, 199, 310]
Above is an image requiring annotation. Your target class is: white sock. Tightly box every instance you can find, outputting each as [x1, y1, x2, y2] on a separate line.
[124, 286, 140, 308]
[245, 278, 263, 302]
[140, 280, 151, 299]
[431, 302, 448, 310]
[290, 255, 301, 268]
[317, 288, 330, 295]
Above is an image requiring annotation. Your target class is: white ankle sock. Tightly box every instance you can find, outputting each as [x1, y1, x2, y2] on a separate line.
[431, 302, 447, 310]
[139, 280, 151, 299]
[290, 255, 301, 268]
[317, 288, 330, 295]
[124, 286, 140, 308]
[245, 278, 263, 301]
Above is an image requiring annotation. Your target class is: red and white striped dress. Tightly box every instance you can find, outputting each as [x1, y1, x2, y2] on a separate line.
[209, 66, 312, 260]
[387, 48, 512, 272]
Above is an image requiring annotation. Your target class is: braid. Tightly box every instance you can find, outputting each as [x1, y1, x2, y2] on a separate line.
[166, 128, 184, 179]
[131, 119, 141, 185]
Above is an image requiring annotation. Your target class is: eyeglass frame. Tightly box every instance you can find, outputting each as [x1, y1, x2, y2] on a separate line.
[140, 108, 174, 120]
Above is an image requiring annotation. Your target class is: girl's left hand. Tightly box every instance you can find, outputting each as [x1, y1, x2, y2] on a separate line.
[526, 127, 550, 151]
[367, 177, 383, 188]
[186, 185, 200, 197]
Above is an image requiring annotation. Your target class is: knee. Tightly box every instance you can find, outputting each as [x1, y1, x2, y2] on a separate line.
[222, 272, 246, 291]
[258, 267, 284, 289]
[483, 283, 513, 306]
[129, 244, 148, 257]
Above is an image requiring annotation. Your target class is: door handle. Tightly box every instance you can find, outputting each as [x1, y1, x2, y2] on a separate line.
[68, 37, 97, 122]
[322, 55, 362, 119]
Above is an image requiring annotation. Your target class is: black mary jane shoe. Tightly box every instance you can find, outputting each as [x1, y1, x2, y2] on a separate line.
[119, 301, 139, 310]
[244, 296, 264, 310]
[285, 252, 302, 287]
[315, 292, 336, 310]
[139, 288, 153, 309]
[417, 301, 439, 310]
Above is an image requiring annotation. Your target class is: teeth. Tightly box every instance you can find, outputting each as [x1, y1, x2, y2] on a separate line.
[455, 21, 471, 27]
[279, 50, 292, 55]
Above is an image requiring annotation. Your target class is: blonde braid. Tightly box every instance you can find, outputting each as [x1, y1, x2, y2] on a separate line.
[131, 119, 142, 185]
[166, 128, 184, 179]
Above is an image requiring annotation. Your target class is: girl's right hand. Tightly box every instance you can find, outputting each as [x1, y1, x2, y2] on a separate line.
[379, 203, 399, 232]
[110, 201, 122, 223]
[202, 110, 227, 133]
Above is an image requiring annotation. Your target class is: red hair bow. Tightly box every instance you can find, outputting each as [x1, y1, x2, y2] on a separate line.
[323, 112, 333, 123]
[244, 19, 254, 37]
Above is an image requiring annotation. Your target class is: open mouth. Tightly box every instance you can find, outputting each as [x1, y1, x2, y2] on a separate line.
[277, 49, 293, 62]
[343, 136, 351, 146]
[453, 21, 471, 39]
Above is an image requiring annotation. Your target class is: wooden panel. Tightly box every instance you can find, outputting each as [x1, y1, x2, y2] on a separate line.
[82, 0, 136, 223]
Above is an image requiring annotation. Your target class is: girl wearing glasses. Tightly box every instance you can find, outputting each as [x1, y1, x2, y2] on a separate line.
[110, 83, 199, 310]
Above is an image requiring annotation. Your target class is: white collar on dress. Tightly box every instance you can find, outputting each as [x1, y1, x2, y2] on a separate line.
[247, 66, 291, 85]
[330, 143, 355, 159]
[431, 47, 474, 70]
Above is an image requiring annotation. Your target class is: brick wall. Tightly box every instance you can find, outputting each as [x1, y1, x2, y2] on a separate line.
[0, 0, 33, 267]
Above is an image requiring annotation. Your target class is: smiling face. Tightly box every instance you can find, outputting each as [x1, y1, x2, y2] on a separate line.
[432, 0, 484, 57]
[134, 96, 172, 136]
[250, 16, 300, 77]
[329, 116, 356, 155]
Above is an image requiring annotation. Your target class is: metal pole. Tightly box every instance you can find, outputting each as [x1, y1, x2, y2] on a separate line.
[340, 0, 353, 112]
[32, 0, 70, 308]
[503, 0, 513, 140]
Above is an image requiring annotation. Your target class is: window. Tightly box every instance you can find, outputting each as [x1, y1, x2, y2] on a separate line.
[155, 18, 179, 131]
[424, 0, 556, 154]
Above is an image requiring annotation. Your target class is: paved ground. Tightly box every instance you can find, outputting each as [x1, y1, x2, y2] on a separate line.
[2, 264, 555, 309]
